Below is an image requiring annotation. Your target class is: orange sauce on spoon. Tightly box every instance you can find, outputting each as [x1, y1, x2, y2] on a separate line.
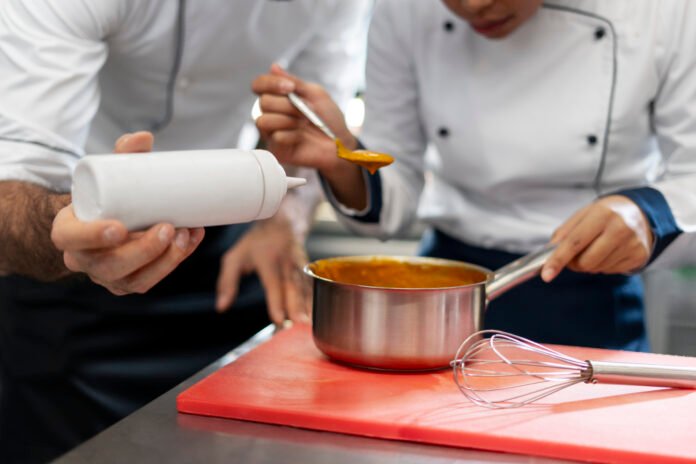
[336, 139, 394, 175]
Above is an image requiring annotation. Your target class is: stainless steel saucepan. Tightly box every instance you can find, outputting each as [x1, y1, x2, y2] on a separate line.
[304, 244, 555, 371]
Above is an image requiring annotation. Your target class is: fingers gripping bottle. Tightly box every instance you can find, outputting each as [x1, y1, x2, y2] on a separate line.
[72, 149, 306, 230]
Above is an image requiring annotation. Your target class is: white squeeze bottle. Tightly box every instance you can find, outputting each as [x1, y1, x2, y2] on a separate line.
[71, 149, 306, 230]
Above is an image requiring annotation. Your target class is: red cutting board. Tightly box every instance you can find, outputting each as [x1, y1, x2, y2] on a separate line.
[177, 325, 696, 464]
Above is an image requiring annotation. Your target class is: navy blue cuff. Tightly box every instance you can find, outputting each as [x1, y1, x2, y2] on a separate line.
[319, 138, 383, 223]
[354, 169, 383, 223]
[614, 187, 682, 264]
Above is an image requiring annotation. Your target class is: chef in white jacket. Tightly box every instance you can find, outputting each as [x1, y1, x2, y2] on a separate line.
[0, 1, 368, 462]
[254, 0, 696, 352]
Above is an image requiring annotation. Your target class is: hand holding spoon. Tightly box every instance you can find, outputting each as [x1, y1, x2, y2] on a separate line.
[287, 92, 393, 174]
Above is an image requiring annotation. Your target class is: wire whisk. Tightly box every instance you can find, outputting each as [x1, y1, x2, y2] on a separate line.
[451, 330, 696, 409]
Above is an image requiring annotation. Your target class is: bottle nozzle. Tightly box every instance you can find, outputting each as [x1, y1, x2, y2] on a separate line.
[287, 177, 307, 189]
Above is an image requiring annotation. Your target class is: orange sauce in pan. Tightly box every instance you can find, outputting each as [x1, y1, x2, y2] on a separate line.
[336, 139, 394, 175]
[310, 257, 487, 289]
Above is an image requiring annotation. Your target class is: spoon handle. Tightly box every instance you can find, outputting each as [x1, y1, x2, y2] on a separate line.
[287, 92, 337, 140]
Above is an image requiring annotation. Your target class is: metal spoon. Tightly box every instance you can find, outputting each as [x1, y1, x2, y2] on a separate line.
[287, 92, 393, 174]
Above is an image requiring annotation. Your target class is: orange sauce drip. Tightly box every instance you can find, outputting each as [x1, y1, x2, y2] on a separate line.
[336, 139, 394, 174]
[310, 257, 486, 289]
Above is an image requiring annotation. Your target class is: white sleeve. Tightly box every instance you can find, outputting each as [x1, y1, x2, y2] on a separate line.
[286, 0, 371, 108]
[0, 0, 121, 191]
[327, 0, 427, 240]
[648, 0, 696, 268]
[284, 0, 372, 217]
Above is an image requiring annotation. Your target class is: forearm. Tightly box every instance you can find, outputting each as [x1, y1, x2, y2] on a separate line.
[323, 159, 425, 241]
[321, 164, 367, 211]
[0, 181, 71, 280]
[319, 136, 368, 211]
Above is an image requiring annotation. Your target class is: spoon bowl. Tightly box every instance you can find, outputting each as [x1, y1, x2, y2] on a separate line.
[287, 92, 393, 174]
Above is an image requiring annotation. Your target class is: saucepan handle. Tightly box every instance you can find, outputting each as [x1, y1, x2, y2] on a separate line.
[485, 243, 556, 302]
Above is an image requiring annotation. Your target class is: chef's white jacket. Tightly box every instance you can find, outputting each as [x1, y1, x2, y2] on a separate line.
[329, 0, 696, 268]
[0, 0, 368, 192]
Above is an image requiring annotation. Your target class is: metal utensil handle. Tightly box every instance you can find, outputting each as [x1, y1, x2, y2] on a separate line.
[485, 243, 556, 302]
[589, 360, 696, 388]
[287, 92, 337, 140]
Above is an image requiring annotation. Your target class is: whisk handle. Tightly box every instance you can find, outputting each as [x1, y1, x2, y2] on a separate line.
[588, 360, 696, 388]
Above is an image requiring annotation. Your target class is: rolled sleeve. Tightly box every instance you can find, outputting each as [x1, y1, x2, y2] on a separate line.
[0, 139, 78, 192]
[646, 0, 696, 266]
[317, 1, 428, 240]
[614, 187, 682, 265]
[0, 0, 115, 190]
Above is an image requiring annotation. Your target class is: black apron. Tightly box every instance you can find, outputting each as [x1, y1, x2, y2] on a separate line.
[420, 229, 649, 351]
[0, 225, 269, 464]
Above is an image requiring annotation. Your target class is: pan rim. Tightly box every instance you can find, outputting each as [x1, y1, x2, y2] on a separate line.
[304, 255, 493, 292]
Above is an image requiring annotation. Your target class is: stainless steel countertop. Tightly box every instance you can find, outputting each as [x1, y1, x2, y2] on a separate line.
[53, 325, 577, 464]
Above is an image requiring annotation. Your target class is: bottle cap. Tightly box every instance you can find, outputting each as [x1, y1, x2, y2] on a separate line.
[253, 150, 306, 219]
[287, 177, 307, 189]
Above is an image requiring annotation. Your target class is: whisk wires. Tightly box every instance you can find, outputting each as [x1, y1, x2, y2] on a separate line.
[451, 330, 591, 409]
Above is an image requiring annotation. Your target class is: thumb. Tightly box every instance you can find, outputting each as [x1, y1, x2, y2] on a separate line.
[114, 131, 154, 154]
